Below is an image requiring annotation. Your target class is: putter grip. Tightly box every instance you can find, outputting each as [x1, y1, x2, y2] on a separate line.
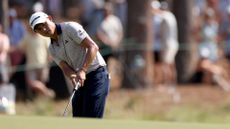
[73, 80, 80, 91]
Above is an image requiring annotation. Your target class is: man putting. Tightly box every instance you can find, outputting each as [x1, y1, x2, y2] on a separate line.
[29, 12, 110, 118]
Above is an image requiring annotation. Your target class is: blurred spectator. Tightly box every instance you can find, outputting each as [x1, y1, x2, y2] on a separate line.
[33, 1, 44, 12]
[17, 24, 55, 98]
[96, 1, 123, 63]
[7, 8, 26, 66]
[6, 8, 27, 101]
[151, 1, 179, 87]
[151, 1, 163, 85]
[0, 23, 15, 113]
[197, 8, 230, 91]
[111, 0, 127, 28]
[0, 73, 16, 115]
[206, 0, 221, 21]
[46, 0, 62, 16]
[218, 0, 230, 23]
[0, 23, 10, 83]
[199, 8, 219, 61]
[220, 6, 230, 61]
[79, 0, 105, 36]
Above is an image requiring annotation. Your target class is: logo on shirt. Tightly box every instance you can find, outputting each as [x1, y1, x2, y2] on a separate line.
[78, 30, 84, 36]
[65, 40, 68, 44]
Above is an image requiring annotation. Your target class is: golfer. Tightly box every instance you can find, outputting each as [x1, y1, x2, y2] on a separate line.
[29, 12, 110, 118]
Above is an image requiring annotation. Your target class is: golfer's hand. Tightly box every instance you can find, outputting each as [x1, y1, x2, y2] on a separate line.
[70, 74, 78, 87]
[77, 69, 86, 86]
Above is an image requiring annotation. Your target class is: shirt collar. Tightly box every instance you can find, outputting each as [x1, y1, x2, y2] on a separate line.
[51, 24, 62, 44]
[56, 24, 62, 35]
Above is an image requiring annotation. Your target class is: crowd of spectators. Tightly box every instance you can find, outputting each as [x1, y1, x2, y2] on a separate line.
[189, 0, 230, 91]
[151, 0, 230, 92]
[2, 0, 230, 114]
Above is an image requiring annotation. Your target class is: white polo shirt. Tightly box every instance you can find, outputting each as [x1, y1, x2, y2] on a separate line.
[49, 22, 106, 73]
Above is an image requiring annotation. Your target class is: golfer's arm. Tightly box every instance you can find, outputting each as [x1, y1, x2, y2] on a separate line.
[80, 37, 99, 72]
[59, 61, 76, 77]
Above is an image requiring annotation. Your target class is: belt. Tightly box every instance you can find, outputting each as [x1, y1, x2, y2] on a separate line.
[87, 66, 111, 79]
[87, 66, 106, 75]
[95, 66, 105, 71]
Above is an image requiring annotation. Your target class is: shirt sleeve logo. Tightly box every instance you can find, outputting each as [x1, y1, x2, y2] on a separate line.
[78, 30, 84, 36]
[65, 40, 68, 44]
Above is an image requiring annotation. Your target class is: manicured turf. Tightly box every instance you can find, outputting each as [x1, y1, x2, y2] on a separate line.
[0, 115, 230, 129]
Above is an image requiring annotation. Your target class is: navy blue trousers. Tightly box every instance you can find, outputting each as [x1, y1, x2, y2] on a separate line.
[72, 66, 110, 118]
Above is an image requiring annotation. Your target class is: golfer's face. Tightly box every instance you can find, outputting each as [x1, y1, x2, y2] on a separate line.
[34, 22, 52, 37]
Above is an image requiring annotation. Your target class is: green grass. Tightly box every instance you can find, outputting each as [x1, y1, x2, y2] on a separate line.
[1, 115, 230, 129]
[13, 89, 230, 123]
[2, 90, 230, 129]
[9, 85, 230, 129]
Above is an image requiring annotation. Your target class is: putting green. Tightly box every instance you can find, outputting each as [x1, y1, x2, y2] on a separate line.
[0, 115, 230, 129]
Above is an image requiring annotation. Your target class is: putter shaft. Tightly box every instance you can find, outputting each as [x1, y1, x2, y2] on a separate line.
[62, 81, 80, 116]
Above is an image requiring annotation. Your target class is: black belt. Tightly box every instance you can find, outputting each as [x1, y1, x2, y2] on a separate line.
[95, 66, 105, 72]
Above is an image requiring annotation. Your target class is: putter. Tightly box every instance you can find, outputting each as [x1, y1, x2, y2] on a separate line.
[62, 80, 80, 116]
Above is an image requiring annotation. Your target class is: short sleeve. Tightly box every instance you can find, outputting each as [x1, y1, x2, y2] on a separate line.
[65, 22, 89, 44]
[52, 57, 62, 66]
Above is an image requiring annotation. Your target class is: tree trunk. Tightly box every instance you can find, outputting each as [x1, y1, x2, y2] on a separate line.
[122, 0, 153, 88]
[172, 0, 195, 83]
[0, 0, 8, 33]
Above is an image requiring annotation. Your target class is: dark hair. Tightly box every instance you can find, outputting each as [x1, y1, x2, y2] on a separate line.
[33, 23, 44, 31]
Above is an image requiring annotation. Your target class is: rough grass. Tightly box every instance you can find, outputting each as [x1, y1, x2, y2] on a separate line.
[13, 85, 230, 124]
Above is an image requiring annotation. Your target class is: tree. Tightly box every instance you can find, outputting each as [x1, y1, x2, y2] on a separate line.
[122, 0, 153, 88]
[0, 0, 8, 32]
[172, 0, 195, 83]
